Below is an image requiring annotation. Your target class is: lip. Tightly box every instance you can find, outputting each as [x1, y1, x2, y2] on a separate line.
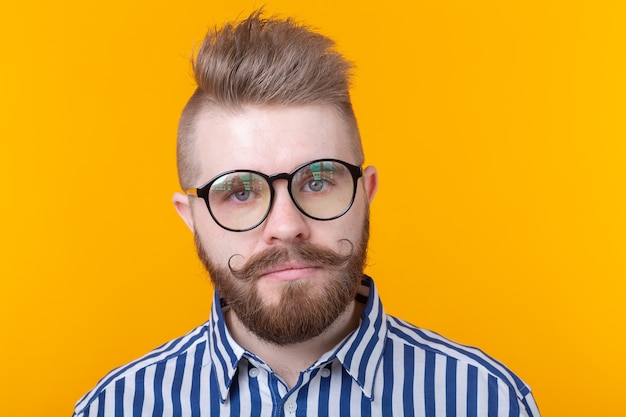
[259, 261, 320, 282]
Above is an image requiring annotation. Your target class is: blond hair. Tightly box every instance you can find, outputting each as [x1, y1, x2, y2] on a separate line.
[176, 10, 362, 189]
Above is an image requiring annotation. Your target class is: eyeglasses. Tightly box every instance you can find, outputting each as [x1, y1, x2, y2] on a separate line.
[185, 159, 363, 232]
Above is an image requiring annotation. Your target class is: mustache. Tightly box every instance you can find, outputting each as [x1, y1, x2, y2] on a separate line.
[228, 240, 354, 282]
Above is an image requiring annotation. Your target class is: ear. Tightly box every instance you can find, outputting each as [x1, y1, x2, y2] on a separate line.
[362, 165, 378, 203]
[172, 192, 195, 232]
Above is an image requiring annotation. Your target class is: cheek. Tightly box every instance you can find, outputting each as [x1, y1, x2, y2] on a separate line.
[319, 212, 366, 247]
[193, 213, 234, 262]
[195, 221, 260, 264]
[198, 236, 229, 264]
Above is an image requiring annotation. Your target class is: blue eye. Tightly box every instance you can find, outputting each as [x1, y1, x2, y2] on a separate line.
[233, 190, 251, 201]
[307, 180, 325, 192]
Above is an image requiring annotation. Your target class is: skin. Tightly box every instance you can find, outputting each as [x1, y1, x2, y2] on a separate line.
[173, 104, 378, 387]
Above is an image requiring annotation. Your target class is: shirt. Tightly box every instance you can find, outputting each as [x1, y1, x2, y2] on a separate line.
[73, 276, 540, 416]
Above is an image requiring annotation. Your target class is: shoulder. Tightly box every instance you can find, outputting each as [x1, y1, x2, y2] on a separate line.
[72, 323, 210, 416]
[383, 315, 539, 415]
[385, 316, 509, 368]
[385, 315, 527, 387]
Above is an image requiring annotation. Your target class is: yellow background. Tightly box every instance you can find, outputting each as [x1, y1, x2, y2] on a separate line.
[1, 1, 624, 416]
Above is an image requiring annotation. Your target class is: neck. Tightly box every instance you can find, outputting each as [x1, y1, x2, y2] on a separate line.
[224, 300, 363, 389]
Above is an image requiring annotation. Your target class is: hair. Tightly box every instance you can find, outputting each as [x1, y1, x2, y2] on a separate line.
[176, 9, 363, 189]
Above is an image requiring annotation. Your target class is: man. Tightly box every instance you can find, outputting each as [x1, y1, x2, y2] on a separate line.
[73, 10, 540, 417]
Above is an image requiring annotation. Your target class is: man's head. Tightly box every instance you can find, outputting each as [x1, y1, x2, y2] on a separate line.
[173, 11, 378, 345]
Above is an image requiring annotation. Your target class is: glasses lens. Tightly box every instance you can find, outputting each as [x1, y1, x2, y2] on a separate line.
[208, 172, 271, 230]
[291, 160, 356, 220]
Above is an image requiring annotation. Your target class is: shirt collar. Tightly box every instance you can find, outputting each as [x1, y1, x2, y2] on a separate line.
[207, 297, 246, 402]
[207, 275, 388, 402]
[331, 276, 388, 399]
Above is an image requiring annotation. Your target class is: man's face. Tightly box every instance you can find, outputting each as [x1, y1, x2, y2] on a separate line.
[174, 104, 378, 345]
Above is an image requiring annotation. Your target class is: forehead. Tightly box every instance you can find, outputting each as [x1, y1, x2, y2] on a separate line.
[192, 104, 360, 182]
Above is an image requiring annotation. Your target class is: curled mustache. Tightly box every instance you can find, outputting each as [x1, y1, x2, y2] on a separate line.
[227, 239, 354, 282]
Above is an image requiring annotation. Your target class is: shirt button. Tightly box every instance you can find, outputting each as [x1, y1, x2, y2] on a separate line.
[249, 367, 260, 378]
[320, 368, 331, 378]
[285, 401, 297, 413]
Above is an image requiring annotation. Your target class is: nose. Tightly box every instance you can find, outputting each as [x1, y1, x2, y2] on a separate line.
[261, 180, 311, 244]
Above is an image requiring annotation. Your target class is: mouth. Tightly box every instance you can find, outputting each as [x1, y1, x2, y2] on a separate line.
[259, 261, 321, 282]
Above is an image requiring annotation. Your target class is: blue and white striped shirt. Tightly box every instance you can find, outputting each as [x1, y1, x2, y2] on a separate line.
[73, 277, 540, 416]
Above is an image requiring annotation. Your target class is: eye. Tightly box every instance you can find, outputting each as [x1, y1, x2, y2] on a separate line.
[211, 173, 266, 205]
[233, 190, 251, 201]
[307, 179, 325, 192]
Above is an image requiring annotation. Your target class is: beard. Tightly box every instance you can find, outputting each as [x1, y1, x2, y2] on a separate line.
[195, 215, 369, 346]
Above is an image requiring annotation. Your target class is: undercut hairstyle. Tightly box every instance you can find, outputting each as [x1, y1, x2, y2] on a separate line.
[176, 10, 363, 189]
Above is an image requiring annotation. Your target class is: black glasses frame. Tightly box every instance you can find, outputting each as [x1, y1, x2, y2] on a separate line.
[186, 158, 363, 232]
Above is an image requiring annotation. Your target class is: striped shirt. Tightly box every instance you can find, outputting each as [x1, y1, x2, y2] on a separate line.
[73, 276, 540, 416]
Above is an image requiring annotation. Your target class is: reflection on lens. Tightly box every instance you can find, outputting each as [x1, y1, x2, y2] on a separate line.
[209, 172, 271, 231]
[292, 161, 354, 219]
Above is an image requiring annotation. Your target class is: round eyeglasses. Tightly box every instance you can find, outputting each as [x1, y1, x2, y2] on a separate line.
[185, 159, 363, 232]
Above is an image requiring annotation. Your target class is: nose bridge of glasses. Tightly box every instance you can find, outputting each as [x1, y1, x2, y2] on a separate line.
[266, 172, 292, 185]
[266, 171, 296, 200]
[265, 172, 292, 196]
[265, 171, 308, 217]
